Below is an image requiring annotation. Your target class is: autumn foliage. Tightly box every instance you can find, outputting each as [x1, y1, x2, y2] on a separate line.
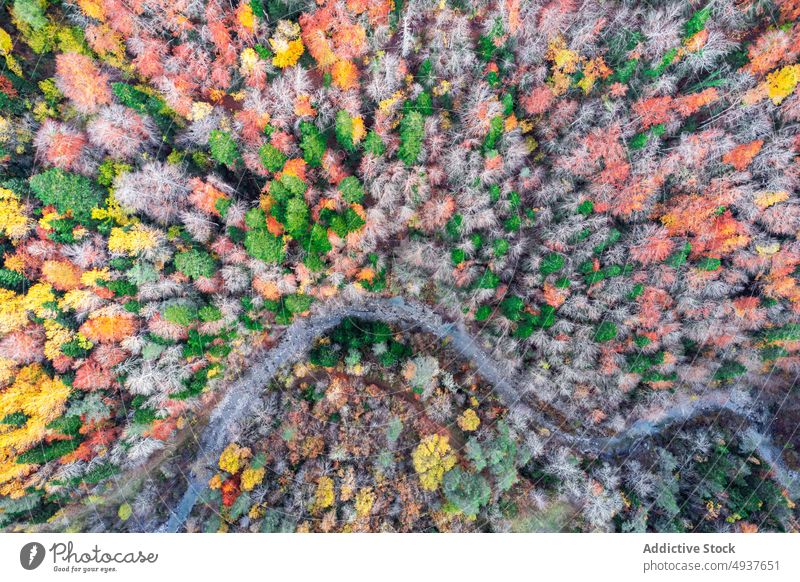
[0, 0, 798, 533]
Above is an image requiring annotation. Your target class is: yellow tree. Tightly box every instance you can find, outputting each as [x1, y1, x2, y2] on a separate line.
[412, 434, 457, 491]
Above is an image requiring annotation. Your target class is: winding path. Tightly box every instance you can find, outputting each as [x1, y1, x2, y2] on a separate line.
[158, 296, 798, 532]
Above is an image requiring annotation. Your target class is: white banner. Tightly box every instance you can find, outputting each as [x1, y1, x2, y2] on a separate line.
[0, 533, 798, 582]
